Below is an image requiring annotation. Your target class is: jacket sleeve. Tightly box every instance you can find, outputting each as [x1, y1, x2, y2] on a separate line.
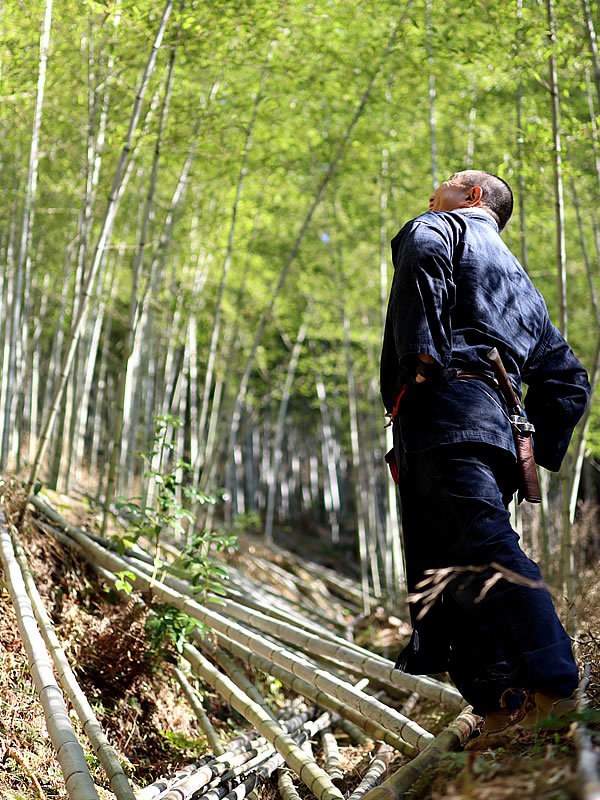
[522, 318, 590, 472]
[387, 217, 456, 373]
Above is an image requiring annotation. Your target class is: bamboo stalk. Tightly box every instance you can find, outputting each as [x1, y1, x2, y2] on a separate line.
[358, 708, 478, 800]
[173, 667, 226, 756]
[1, 0, 53, 471]
[119, 543, 460, 709]
[33, 497, 457, 713]
[197, 638, 278, 720]
[278, 768, 303, 800]
[346, 743, 394, 800]
[182, 643, 343, 800]
[30, 500, 439, 752]
[0, 513, 100, 799]
[335, 718, 370, 746]
[22, 0, 174, 505]
[204, 632, 412, 756]
[9, 529, 136, 799]
[321, 730, 343, 783]
[223, 3, 414, 485]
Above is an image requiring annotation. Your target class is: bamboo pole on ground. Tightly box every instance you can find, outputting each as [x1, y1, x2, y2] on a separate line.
[115, 543, 461, 709]
[173, 667, 226, 756]
[182, 643, 343, 800]
[197, 637, 278, 720]
[9, 529, 136, 799]
[31, 500, 434, 751]
[0, 514, 100, 799]
[346, 744, 395, 800]
[207, 631, 413, 756]
[31, 497, 454, 712]
[321, 730, 343, 783]
[358, 708, 478, 800]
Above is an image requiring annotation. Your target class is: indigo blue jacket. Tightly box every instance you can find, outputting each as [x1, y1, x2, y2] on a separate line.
[380, 208, 590, 471]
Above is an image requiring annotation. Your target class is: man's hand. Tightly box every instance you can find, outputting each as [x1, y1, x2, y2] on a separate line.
[415, 354, 435, 383]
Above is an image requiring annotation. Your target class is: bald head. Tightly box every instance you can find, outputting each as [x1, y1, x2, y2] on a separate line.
[452, 170, 513, 231]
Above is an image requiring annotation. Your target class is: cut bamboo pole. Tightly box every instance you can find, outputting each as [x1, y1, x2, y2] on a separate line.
[278, 768, 303, 800]
[173, 667, 226, 756]
[358, 708, 478, 800]
[204, 632, 412, 756]
[0, 513, 100, 799]
[29, 500, 435, 751]
[335, 718, 370, 746]
[196, 638, 278, 720]
[346, 743, 394, 800]
[33, 500, 457, 711]
[119, 544, 460, 708]
[573, 665, 600, 800]
[321, 730, 343, 783]
[182, 642, 343, 800]
[10, 529, 136, 799]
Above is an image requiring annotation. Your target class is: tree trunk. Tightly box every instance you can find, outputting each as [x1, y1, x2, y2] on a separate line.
[1, 0, 53, 470]
[23, 0, 174, 504]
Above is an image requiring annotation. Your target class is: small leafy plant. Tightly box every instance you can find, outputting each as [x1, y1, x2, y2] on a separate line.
[110, 414, 239, 655]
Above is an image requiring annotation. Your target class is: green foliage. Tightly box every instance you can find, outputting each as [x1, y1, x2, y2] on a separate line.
[111, 414, 237, 656]
[145, 603, 208, 661]
[113, 414, 216, 563]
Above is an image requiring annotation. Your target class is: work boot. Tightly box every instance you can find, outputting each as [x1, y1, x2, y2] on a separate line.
[520, 692, 577, 728]
[464, 708, 526, 751]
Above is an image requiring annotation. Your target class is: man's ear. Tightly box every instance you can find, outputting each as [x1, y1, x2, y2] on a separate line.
[459, 185, 482, 207]
[465, 185, 483, 205]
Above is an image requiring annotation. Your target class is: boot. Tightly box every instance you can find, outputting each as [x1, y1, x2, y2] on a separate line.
[520, 692, 577, 728]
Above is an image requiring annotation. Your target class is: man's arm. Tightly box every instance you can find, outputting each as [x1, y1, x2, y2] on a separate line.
[522, 320, 590, 472]
[387, 216, 457, 376]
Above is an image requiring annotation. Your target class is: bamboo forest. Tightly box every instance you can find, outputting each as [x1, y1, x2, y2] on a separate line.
[3, 0, 600, 797]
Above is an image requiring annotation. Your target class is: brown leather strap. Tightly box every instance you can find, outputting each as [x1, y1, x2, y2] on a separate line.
[453, 370, 500, 390]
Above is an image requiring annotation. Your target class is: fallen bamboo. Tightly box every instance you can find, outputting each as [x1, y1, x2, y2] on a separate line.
[321, 730, 344, 783]
[181, 642, 343, 800]
[32, 503, 434, 752]
[574, 665, 600, 800]
[334, 718, 370, 745]
[278, 768, 303, 800]
[197, 637, 278, 720]
[204, 631, 413, 756]
[203, 596, 464, 709]
[0, 515, 100, 800]
[112, 539, 461, 710]
[173, 667, 226, 755]
[10, 529, 136, 800]
[346, 744, 394, 800]
[164, 743, 275, 800]
[358, 708, 478, 800]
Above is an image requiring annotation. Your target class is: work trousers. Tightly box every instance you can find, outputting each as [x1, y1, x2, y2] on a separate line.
[396, 442, 579, 715]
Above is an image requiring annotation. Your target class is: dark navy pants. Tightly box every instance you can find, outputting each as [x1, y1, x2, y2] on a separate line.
[396, 442, 578, 715]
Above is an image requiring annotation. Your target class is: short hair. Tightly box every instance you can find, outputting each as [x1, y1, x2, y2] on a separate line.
[454, 170, 513, 231]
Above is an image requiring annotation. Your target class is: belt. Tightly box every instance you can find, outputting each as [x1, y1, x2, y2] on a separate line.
[385, 370, 501, 429]
[453, 369, 499, 391]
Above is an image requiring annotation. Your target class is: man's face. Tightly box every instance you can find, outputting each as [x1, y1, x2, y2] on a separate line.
[428, 174, 472, 212]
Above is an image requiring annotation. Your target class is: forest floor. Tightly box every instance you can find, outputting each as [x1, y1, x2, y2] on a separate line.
[1, 478, 600, 799]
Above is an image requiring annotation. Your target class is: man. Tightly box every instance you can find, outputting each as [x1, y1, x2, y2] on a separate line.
[380, 170, 590, 742]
